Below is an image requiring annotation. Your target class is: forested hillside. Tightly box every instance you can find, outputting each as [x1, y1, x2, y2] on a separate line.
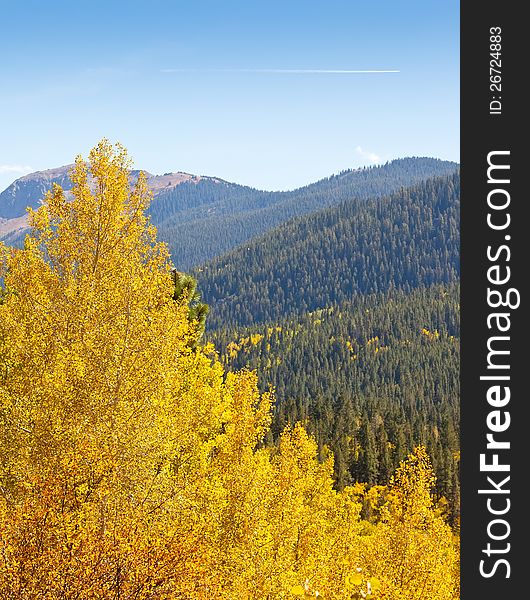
[196, 173, 460, 329]
[153, 158, 457, 268]
[210, 283, 460, 522]
[194, 171, 461, 520]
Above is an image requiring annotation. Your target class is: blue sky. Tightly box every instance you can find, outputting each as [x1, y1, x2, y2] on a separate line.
[0, 0, 459, 192]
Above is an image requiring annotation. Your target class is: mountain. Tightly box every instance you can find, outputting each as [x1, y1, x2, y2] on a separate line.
[1, 158, 458, 269]
[150, 158, 458, 269]
[0, 164, 215, 223]
[0, 165, 224, 245]
[195, 172, 460, 329]
[0, 165, 74, 220]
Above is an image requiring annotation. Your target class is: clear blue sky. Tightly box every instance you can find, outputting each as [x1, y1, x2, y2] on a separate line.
[0, 0, 459, 192]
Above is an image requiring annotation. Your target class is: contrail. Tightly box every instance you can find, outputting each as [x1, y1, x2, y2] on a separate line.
[161, 68, 400, 74]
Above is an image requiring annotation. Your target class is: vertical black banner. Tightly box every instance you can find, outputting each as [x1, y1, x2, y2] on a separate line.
[461, 2, 525, 598]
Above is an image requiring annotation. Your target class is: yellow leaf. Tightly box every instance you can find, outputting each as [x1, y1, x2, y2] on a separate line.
[368, 577, 381, 591]
[290, 585, 305, 596]
[346, 573, 363, 586]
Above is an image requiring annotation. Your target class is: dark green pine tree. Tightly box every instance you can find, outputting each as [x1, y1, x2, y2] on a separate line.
[358, 420, 380, 485]
[171, 270, 209, 345]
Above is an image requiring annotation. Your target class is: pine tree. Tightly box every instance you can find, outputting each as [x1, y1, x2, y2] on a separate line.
[171, 269, 209, 344]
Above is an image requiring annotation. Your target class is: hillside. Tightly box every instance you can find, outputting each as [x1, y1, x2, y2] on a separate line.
[196, 172, 460, 329]
[209, 283, 460, 519]
[152, 157, 458, 268]
[196, 172, 461, 515]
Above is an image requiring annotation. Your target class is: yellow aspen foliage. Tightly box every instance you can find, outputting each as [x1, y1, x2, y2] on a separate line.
[356, 446, 460, 600]
[0, 141, 459, 599]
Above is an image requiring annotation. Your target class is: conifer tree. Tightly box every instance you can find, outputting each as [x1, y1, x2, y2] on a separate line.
[171, 269, 209, 344]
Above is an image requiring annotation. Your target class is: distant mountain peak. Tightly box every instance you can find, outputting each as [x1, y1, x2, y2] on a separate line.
[0, 165, 218, 223]
[0, 165, 74, 221]
[15, 164, 75, 182]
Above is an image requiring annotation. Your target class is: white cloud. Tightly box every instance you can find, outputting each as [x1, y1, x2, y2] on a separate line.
[355, 146, 380, 165]
[0, 164, 33, 175]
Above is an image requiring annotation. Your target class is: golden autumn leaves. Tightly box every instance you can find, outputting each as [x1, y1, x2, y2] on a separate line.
[0, 141, 458, 598]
